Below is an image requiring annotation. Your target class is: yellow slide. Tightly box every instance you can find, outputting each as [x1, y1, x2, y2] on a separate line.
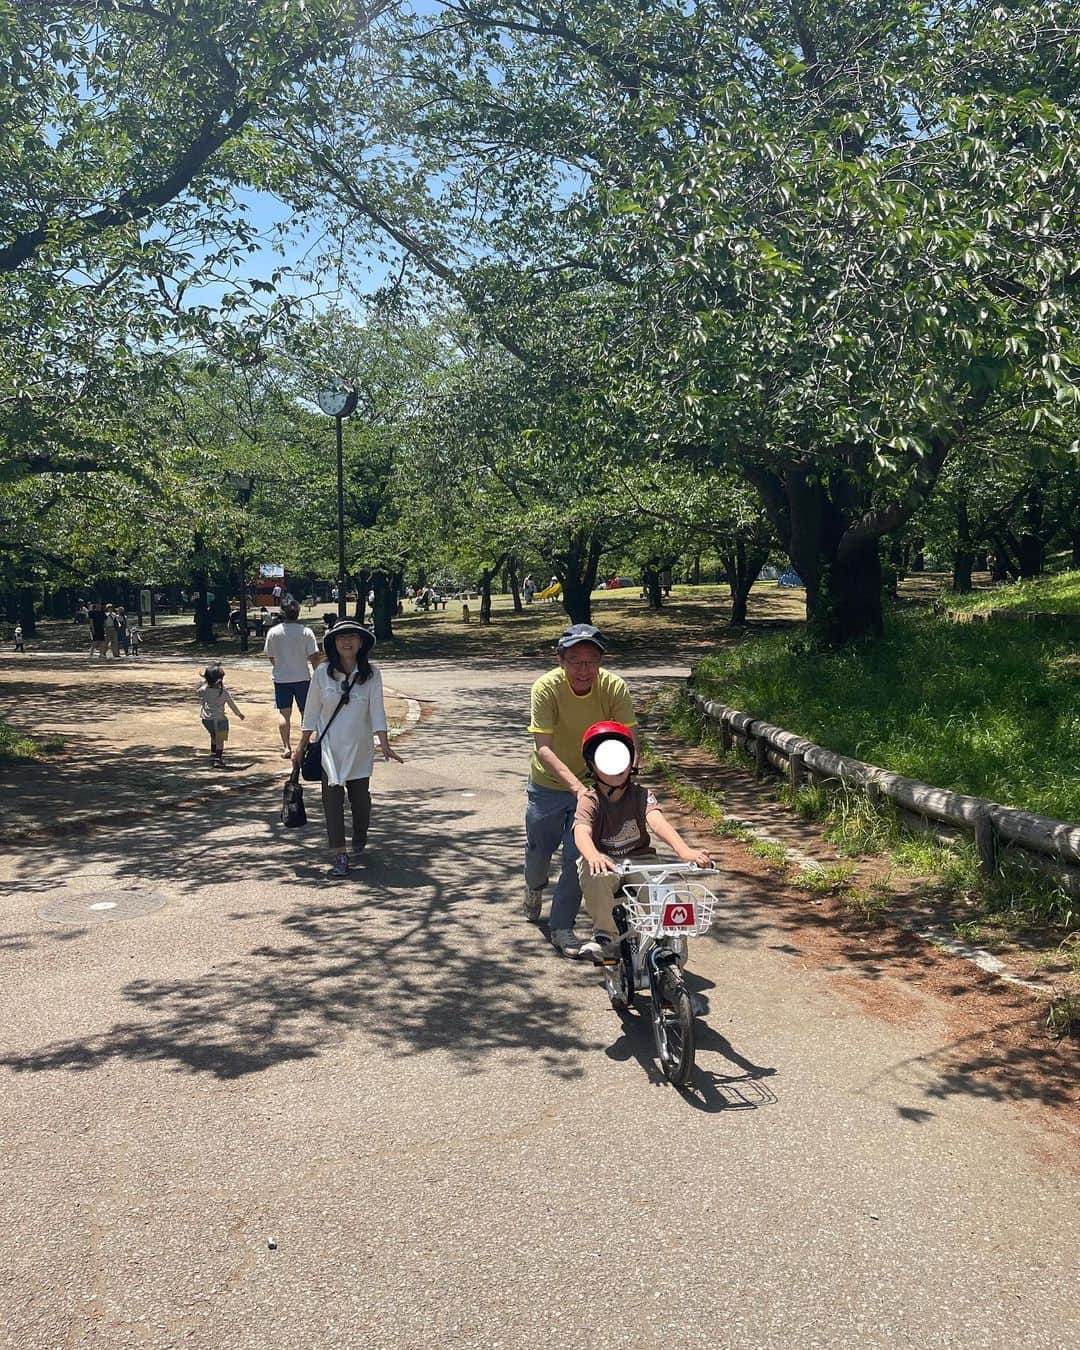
[536, 581, 562, 600]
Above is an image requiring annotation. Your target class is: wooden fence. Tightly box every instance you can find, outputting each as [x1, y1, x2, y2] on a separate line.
[685, 685, 1080, 899]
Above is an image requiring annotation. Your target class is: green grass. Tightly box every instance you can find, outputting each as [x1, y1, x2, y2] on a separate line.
[1044, 991, 1080, 1040]
[690, 612, 1080, 823]
[747, 839, 789, 868]
[0, 719, 62, 764]
[793, 860, 858, 894]
[946, 568, 1080, 616]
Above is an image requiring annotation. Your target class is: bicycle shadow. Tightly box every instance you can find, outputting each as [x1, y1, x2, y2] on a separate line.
[601, 969, 778, 1113]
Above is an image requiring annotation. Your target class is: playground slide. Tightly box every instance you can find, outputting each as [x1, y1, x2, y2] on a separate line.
[536, 582, 562, 600]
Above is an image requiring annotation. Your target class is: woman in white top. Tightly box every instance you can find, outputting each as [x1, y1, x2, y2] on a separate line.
[294, 619, 402, 878]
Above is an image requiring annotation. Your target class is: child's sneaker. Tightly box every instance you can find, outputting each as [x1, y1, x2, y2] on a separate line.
[328, 852, 349, 878]
[578, 934, 614, 964]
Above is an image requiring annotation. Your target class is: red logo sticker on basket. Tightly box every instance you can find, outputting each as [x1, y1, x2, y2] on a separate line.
[662, 902, 696, 929]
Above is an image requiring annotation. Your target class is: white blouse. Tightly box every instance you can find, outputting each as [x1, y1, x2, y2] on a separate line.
[301, 663, 388, 786]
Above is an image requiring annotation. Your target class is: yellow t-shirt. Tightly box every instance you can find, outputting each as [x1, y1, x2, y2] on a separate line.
[528, 667, 636, 791]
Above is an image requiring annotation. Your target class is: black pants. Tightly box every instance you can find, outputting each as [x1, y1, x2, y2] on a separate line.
[321, 776, 371, 851]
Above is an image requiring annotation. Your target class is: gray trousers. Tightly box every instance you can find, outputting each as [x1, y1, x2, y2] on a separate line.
[524, 782, 581, 929]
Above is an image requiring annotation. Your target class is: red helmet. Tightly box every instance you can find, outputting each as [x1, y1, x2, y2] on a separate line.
[581, 721, 635, 773]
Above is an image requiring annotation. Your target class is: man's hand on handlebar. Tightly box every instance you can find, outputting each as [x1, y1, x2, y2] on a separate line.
[586, 853, 619, 877]
[681, 848, 713, 868]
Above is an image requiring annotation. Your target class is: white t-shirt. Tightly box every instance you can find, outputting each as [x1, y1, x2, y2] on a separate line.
[301, 663, 389, 786]
[264, 621, 317, 683]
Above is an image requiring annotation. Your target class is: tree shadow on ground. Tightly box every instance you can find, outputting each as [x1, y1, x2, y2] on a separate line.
[0, 789, 604, 1081]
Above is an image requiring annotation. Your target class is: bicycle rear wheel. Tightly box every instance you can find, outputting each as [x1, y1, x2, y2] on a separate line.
[652, 966, 695, 1086]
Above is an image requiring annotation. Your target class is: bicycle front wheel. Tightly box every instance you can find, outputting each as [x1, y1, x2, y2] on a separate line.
[652, 966, 695, 1086]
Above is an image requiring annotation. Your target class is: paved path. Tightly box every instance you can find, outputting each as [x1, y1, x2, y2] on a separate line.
[0, 658, 1076, 1348]
[0, 656, 410, 838]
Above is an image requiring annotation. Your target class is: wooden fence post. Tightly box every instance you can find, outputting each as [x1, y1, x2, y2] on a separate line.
[789, 750, 804, 794]
[721, 717, 733, 753]
[974, 807, 998, 878]
[754, 731, 768, 781]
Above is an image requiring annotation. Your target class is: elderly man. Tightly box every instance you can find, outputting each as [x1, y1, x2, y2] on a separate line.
[264, 596, 319, 758]
[523, 623, 639, 956]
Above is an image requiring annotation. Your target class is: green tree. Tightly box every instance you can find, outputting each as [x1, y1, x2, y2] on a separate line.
[290, 0, 1080, 644]
[1, 0, 391, 484]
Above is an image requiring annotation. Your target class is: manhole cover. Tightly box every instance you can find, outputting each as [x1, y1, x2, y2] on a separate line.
[38, 889, 169, 925]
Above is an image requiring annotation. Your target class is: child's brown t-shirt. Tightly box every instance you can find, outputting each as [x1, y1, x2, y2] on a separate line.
[575, 783, 658, 858]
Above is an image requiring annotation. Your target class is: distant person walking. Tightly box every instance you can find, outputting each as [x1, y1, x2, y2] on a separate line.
[197, 665, 245, 768]
[293, 619, 402, 879]
[105, 605, 121, 658]
[127, 613, 142, 655]
[115, 608, 130, 655]
[88, 602, 107, 659]
[13, 623, 24, 652]
[264, 597, 319, 759]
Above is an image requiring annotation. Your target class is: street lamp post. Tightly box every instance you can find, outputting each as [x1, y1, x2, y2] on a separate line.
[317, 382, 358, 619]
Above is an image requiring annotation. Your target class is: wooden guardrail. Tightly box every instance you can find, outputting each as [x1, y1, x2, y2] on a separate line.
[945, 606, 1080, 631]
[686, 685, 1080, 898]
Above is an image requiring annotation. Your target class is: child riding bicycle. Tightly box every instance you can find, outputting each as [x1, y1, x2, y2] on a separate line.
[573, 721, 711, 962]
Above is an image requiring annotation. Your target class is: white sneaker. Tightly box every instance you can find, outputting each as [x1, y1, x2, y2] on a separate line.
[522, 885, 543, 922]
[550, 928, 582, 958]
[578, 934, 615, 964]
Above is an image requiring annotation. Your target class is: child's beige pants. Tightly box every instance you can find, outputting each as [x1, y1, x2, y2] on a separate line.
[576, 856, 651, 940]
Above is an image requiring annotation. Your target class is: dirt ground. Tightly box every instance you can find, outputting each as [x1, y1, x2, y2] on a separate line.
[642, 710, 1080, 1143]
[0, 657, 410, 840]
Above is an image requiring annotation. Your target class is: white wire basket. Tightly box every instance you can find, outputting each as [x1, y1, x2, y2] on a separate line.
[621, 881, 717, 938]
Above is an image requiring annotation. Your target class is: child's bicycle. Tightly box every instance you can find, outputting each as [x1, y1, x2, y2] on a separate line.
[601, 861, 720, 1087]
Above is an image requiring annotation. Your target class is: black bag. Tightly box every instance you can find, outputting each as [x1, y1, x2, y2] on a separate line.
[281, 770, 307, 828]
[300, 672, 357, 782]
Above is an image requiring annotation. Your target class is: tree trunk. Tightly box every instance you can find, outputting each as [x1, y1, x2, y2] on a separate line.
[807, 541, 884, 644]
[508, 558, 523, 614]
[722, 541, 770, 628]
[211, 569, 230, 623]
[642, 562, 663, 609]
[191, 537, 215, 643]
[952, 495, 974, 593]
[558, 529, 605, 625]
[952, 550, 974, 593]
[354, 569, 370, 624]
[691, 552, 702, 585]
[18, 587, 36, 637]
[1016, 476, 1047, 578]
[370, 572, 394, 640]
[1016, 534, 1044, 579]
[480, 570, 495, 624]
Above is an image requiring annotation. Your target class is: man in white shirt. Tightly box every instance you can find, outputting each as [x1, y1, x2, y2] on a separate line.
[264, 597, 319, 758]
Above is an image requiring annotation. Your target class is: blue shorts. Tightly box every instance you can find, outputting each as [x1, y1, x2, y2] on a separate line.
[273, 679, 310, 712]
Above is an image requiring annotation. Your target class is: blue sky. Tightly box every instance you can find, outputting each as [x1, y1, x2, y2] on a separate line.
[206, 0, 446, 312]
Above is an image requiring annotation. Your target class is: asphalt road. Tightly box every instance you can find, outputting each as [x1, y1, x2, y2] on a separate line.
[0, 657, 1076, 1349]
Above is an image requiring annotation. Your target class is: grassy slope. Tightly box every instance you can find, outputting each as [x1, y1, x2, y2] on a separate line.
[946, 568, 1080, 615]
[691, 613, 1080, 822]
